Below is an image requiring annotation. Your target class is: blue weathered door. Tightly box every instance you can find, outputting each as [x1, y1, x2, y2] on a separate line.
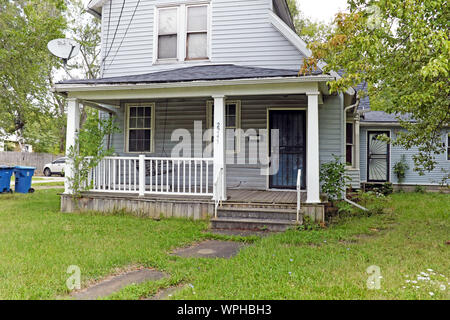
[269, 110, 306, 189]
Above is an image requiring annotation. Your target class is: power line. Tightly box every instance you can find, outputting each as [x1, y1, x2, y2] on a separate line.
[106, 0, 141, 71]
[102, 0, 126, 70]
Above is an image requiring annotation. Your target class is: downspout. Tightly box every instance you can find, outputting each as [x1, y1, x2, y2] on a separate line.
[343, 93, 369, 212]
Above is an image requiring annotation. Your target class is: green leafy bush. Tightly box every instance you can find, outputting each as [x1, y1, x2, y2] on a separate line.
[297, 216, 321, 231]
[66, 109, 120, 198]
[414, 185, 426, 193]
[320, 155, 350, 201]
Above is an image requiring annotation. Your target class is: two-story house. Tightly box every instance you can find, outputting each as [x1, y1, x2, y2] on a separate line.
[55, 0, 389, 230]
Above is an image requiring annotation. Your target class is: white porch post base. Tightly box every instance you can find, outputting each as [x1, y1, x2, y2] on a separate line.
[306, 92, 321, 203]
[212, 95, 227, 201]
[65, 98, 80, 194]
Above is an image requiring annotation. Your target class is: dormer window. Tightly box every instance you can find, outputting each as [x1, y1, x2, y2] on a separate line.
[155, 3, 210, 63]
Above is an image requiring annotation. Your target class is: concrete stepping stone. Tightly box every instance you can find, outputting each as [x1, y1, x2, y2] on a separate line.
[72, 268, 168, 300]
[172, 240, 244, 259]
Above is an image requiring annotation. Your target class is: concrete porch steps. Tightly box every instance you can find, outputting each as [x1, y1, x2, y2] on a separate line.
[211, 206, 301, 232]
[211, 217, 298, 232]
[216, 206, 299, 220]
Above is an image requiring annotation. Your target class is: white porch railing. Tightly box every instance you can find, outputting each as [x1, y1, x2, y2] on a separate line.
[87, 156, 214, 196]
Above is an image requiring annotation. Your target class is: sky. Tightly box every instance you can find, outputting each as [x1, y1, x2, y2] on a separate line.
[296, 0, 349, 22]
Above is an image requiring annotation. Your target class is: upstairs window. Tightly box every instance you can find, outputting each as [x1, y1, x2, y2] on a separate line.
[157, 8, 178, 60]
[155, 4, 209, 62]
[186, 5, 208, 60]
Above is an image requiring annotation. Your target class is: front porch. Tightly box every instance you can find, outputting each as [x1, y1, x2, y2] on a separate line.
[56, 66, 343, 225]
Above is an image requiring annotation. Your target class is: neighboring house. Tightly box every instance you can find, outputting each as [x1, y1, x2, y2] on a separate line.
[53, 1, 446, 228]
[356, 107, 449, 190]
[0, 131, 33, 152]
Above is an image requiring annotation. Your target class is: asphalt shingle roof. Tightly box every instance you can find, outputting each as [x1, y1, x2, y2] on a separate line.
[58, 64, 323, 85]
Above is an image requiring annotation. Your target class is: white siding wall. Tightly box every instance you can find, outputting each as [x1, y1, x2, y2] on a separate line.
[360, 126, 449, 185]
[100, 0, 305, 77]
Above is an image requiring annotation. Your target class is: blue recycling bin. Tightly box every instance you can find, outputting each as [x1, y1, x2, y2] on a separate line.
[14, 166, 36, 194]
[0, 166, 14, 193]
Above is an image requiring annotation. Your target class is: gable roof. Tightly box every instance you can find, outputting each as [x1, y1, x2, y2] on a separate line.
[57, 64, 323, 85]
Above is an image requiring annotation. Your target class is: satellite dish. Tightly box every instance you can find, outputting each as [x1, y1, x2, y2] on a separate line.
[47, 38, 80, 61]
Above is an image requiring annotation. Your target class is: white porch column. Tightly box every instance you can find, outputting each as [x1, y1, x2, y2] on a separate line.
[65, 98, 80, 194]
[306, 92, 321, 203]
[212, 95, 227, 200]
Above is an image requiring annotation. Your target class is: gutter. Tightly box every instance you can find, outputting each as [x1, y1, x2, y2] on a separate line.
[342, 94, 369, 212]
[54, 75, 336, 93]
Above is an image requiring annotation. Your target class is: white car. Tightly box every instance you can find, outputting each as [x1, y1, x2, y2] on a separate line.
[43, 157, 67, 177]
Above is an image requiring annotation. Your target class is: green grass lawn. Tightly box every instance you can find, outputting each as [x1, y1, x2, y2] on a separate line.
[0, 189, 448, 300]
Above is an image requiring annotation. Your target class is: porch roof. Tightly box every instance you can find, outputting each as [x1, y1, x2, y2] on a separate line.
[57, 64, 323, 86]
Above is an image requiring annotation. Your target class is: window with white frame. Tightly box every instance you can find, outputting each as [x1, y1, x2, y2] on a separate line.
[207, 101, 241, 152]
[186, 5, 208, 60]
[126, 104, 154, 153]
[346, 122, 355, 166]
[155, 4, 209, 62]
[157, 7, 178, 60]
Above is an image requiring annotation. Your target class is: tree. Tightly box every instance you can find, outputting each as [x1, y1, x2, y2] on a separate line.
[48, 0, 102, 153]
[304, 0, 449, 173]
[286, 0, 333, 43]
[0, 0, 67, 150]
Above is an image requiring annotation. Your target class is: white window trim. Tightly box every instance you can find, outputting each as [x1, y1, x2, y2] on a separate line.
[124, 103, 156, 154]
[206, 100, 241, 154]
[153, 2, 211, 64]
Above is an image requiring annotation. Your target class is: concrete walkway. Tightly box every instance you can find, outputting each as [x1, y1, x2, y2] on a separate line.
[72, 269, 168, 300]
[172, 240, 245, 259]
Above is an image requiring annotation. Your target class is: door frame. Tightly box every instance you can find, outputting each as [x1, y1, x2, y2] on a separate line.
[366, 129, 391, 182]
[266, 107, 307, 190]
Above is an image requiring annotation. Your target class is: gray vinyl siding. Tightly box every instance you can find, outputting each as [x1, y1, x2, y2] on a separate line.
[100, 0, 305, 77]
[360, 126, 449, 185]
[346, 169, 361, 189]
[105, 94, 344, 190]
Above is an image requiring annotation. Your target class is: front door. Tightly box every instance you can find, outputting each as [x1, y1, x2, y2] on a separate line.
[367, 131, 390, 182]
[269, 110, 306, 189]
